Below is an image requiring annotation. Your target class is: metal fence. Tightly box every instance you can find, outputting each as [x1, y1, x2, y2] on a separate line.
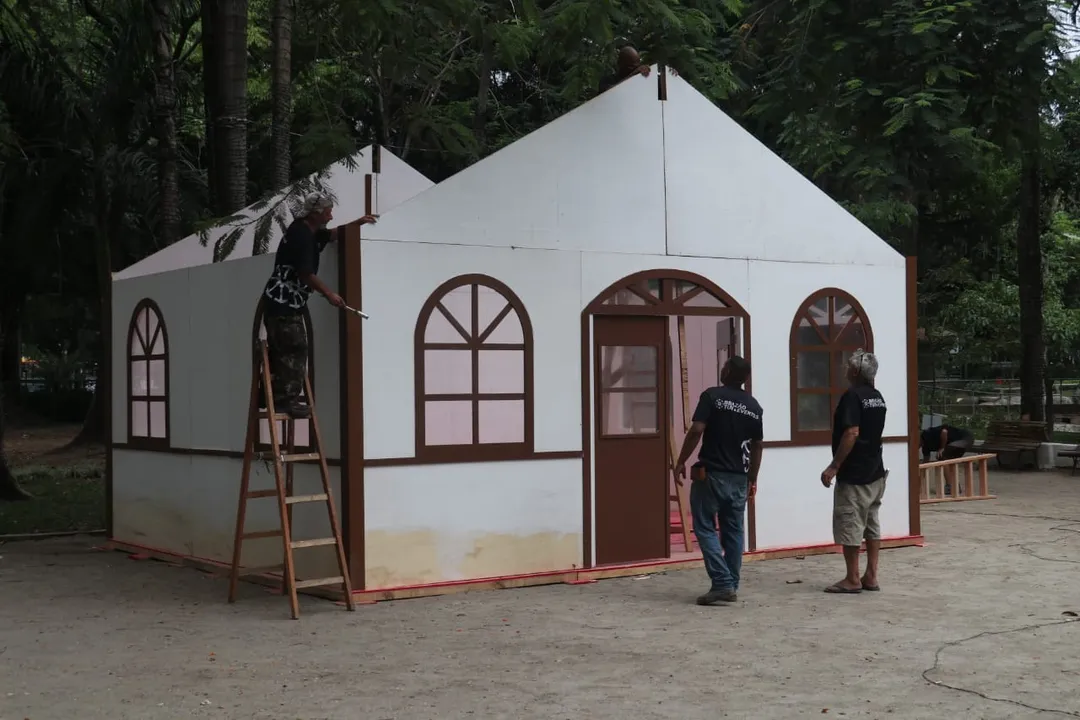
[918, 379, 1080, 437]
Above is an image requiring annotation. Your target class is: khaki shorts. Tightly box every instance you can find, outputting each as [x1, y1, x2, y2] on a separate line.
[833, 478, 887, 547]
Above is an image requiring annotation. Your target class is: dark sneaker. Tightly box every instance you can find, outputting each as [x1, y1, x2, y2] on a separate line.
[696, 589, 737, 605]
[280, 400, 311, 419]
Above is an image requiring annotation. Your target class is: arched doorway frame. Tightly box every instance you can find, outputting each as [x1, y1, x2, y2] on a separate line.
[580, 269, 755, 568]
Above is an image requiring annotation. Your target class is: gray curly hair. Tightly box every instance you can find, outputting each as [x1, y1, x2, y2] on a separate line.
[848, 348, 878, 383]
[300, 192, 333, 217]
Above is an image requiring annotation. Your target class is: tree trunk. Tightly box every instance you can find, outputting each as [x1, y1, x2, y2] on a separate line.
[151, 0, 181, 246]
[202, 0, 220, 212]
[216, 0, 249, 214]
[270, 0, 292, 190]
[0, 331, 31, 501]
[70, 170, 115, 447]
[1016, 101, 1045, 422]
[0, 295, 21, 404]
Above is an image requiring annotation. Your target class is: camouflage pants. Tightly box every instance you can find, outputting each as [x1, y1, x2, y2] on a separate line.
[264, 312, 309, 404]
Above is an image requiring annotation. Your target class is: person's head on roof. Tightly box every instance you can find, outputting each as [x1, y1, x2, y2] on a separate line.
[301, 192, 334, 228]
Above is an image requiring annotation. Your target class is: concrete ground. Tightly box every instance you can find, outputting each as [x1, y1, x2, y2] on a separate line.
[2, 471, 1080, 720]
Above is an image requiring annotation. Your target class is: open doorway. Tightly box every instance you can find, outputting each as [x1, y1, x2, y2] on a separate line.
[583, 271, 752, 568]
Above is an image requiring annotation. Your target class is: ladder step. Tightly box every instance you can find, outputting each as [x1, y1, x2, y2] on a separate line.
[281, 453, 322, 463]
[258, 411, 292, 421]
[293, 576, 345, 589]
[241, 530, 283, 540]
[285, 493, 329, 504]
[246, 489, 278, 499]
[290, 537, 338, 549]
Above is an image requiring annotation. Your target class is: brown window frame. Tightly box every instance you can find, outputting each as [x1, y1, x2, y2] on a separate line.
[789, 288, 875, 445]
[414, 274, 534, 462]
[252, 298, 316, 452]
[127, 298, 170, 449]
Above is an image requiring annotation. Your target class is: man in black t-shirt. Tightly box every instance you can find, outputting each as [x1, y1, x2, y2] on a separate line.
[261, 192, 375, 418]
[675, 356, 764, 605]
[820, 349, 888, 595]
[597, 45, 651, 95]
[920, 424, 974, 462]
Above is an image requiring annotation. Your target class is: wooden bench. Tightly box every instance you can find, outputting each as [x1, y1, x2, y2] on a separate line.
[981, 420, 1047, 470]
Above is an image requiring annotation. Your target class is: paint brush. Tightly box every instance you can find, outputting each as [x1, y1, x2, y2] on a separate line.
[342, 304, 369, 319]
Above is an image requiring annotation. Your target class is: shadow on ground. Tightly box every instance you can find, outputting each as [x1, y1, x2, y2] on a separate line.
[2, 470, 1079, 719]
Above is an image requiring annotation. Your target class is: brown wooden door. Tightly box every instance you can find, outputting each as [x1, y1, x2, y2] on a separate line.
[593, 315, 669, 565]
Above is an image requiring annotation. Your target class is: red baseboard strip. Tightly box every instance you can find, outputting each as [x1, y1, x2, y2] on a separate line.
[102, 534, 925, 607]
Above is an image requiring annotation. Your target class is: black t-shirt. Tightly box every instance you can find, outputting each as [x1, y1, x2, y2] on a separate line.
[691, 385, 764, 475]
[263, 220, 322, 315]
[598, 66, 636, 94]
[832, 385, 887, 485]
[920, 425, 971, 452]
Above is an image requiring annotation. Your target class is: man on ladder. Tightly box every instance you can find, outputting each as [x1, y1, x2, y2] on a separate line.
[260, 192, 376, 418]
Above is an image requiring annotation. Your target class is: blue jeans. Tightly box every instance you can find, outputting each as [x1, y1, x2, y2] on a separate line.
[690, 470, 748, 592]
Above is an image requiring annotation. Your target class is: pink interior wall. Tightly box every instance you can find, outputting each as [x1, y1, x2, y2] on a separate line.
[667, 316, 742, 502]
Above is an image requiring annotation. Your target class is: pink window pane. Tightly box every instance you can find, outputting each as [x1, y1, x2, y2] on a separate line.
[135, 308, 150, 349]
[425, 309, 468, 343]
[293, 420, 310, 447]
[149, 401, 167, 438]
[797, 351, 830, 388]
[797, 393, 832, 432]
[797, 316, 825, 345]
[600, 391, 657, 435]
[440, 286, 473, 336]
[259, 419, 271, 445]
[477, 286, 508, 338]
[149, 360, 166, 396]
[478, 400, 525, 443]
[131, 361, 148, 397]
[151, 325, 166, 354]
[477, 350, 524, 394]
[837, 316, 867, 347]
[599, 346, 657, 389]
[602, 288, 647, 306]
[484, 310, 523, 343]
[425, 400, 473, 445]
[423, 350, 472, 395]
[131, 401, 149, 437]
[147, 311, 160, 348]
[682, 291, 727, 308]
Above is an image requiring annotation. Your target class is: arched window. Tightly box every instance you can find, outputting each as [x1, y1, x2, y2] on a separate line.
[253, 300, 315, 451]
[789, 289, 874, 443]
[127, 299, 170, 448]
[415, 274, 533, 462]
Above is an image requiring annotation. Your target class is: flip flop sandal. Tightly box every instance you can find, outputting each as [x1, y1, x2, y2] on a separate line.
[862, 584, 880, 592]
[824, 584, 862, 594]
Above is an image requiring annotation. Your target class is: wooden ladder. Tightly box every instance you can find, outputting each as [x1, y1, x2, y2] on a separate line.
[228, 339, 355, 619]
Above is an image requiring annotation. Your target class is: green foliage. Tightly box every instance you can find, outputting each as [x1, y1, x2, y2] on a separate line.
[4, 0, 1080, 399]
[0, 464, 105, 534]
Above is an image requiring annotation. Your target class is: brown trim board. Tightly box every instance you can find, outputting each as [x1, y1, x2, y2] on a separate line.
[110, 444, 580, 467]
[339, 221, 366, 591]
[906, 257, 920, 537]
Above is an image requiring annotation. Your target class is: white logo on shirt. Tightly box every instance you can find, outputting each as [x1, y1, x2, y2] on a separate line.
[862, 397, 886, 409]
[741, 439, 751, 473]
[714, 398, 761, 421]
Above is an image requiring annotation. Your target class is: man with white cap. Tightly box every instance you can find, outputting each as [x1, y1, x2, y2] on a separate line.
[261, 192, 375, 418]
[820, 349, 888, 594]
